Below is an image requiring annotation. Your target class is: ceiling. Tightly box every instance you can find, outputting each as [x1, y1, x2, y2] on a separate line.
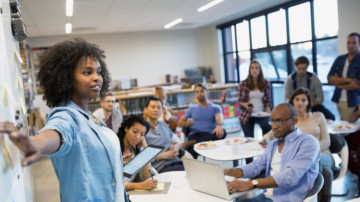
[18, 0, 291, 37]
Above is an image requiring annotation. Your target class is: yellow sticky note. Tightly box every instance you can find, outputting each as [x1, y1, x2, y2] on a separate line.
[134, 182, 165, 192]
[3, 85, 8, 106]
[16, 74, 21, 89]
[14, 46, 23, 64]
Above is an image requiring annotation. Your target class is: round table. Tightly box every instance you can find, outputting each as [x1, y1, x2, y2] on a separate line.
[193, 138, 265, 166]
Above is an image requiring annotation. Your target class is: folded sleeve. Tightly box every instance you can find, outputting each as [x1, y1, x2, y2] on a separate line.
[37, 110, 79, 158]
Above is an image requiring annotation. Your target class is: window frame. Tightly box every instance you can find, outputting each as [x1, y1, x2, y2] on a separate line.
[217, 0, 338, 83]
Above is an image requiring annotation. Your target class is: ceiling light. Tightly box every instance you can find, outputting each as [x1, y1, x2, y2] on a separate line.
[65, 23, 72, 34]
[164, 18, 183, 29]
[197, 0, 224, 12]
[66, 0, 73, 16]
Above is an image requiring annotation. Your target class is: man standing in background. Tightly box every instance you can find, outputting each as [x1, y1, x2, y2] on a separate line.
[93, 92, 123, 134]
[328, 32, 360, 120]
[285, 56, 335, 120]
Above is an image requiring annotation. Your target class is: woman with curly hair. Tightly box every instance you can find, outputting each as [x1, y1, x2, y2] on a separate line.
[0, 38, 128, 201]
[117, 115, 158, 191]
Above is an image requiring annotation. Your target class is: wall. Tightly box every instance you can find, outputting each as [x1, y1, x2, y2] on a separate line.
[337, 0, 360, 54]
[0, 0, 36, 201]
[26, 27, 222, 87]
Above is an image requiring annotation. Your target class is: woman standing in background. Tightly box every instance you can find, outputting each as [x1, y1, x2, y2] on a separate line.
[238, 60, 272, 138]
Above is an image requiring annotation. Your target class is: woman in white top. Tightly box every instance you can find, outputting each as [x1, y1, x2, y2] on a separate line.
[264, 88, 334, 202]
[238, 60, 272, 138]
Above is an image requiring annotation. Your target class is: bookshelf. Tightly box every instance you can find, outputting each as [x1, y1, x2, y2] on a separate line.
[88, 83, 241, 133]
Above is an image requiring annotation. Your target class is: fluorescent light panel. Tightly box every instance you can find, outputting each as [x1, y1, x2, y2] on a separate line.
[65, 23, 72, 34]
[197, 0, 224, 12]
[164, 18, 183, 29]
[66, 0, 73, 16]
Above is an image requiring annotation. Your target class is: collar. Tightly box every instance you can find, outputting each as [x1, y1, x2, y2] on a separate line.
[60, 100, 90, 119]
[274, 128, 301, 143]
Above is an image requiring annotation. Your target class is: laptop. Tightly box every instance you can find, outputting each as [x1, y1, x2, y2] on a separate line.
[182, 158, 251, 201]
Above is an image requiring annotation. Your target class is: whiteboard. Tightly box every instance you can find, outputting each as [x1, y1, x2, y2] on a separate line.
[0, 1, 36, 201]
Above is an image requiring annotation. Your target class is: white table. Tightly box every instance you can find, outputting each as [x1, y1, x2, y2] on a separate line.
[193, 138, 265, 165]
[327, 120, 358, 136]
[128, 171, 238, 202]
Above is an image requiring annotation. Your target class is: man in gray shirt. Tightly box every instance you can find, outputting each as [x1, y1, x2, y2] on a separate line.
[284, 56, 335, 120]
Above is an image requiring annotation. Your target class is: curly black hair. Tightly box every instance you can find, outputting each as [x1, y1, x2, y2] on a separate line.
[117, 115, 151, 154]
[38, 38, 111, 107]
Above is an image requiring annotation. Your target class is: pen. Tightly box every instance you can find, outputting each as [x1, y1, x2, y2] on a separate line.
[149, 170, 154, 179]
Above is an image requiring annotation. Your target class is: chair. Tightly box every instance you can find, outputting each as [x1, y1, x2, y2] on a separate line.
[329, 133, 349, 196]
[304, 172, 324, 202]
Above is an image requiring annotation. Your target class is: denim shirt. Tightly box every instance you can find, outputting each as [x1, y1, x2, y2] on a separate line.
[37, 101, 128, 202]
[239, 129, 320, 202]
[327, 52, 360, 107]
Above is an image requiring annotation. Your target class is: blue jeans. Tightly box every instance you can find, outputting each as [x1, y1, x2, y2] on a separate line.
[241, 117, 271, 138]
[237, 193, 273, 202]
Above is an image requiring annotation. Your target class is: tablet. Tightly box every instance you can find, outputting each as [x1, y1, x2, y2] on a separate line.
[123, 145, 165, 178]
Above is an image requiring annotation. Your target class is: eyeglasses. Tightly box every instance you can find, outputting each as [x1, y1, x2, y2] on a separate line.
[103, 100, 115, 104]
[269, 117, 293, 126]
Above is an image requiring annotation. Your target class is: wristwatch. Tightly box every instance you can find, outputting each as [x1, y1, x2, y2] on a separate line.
[251, 180, 259, 188]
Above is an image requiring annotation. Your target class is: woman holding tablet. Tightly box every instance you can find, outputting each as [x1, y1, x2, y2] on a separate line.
[117, 115, 158, 191]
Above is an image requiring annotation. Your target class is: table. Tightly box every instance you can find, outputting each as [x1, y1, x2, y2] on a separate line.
[128, 171, 254, 202]
[326, 120, 358, 136]
[193, 138, 265, 166]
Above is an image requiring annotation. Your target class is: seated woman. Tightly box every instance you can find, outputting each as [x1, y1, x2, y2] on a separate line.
[117, 115, 158, 191]
[263, 88, 334, 202]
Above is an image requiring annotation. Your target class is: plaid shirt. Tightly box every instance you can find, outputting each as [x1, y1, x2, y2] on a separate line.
[238, 79, 272, 124]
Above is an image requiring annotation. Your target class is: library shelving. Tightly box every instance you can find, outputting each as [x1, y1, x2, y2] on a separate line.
[88, 83, 241, 133]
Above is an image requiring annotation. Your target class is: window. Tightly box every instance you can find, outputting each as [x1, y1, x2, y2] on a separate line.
[268, 9, 287, 46]
[251, 16, 267, 49]
[218, 0, 338, 83]
[288, 2, 311, 43]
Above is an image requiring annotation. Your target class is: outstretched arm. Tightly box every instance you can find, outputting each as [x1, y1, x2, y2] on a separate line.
[0, 121, 61, 166]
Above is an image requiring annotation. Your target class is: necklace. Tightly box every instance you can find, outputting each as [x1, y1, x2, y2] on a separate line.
[90, 114, 102, 126]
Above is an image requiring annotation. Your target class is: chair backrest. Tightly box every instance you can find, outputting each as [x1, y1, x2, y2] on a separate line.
[304, 172, 324, 202]
[329, 133, 349, 180]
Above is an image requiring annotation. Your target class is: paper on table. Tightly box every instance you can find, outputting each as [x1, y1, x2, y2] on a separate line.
[134, 182, 165, 192]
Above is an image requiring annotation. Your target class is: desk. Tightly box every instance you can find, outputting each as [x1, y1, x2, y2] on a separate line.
[128, 171, 253, 202]
[193, 138, 264, 165]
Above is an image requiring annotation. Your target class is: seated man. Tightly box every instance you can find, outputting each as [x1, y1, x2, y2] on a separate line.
[284, 56, 335, 120]
[224, 103, 320, 202]
[178, 83, 226, 158]
[93, 92, 123, 134]
[345, 103, 360, 196]
[144, 97, 184, 173]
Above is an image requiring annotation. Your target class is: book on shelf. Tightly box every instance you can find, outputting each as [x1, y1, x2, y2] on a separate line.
[219, 89, 227, 103]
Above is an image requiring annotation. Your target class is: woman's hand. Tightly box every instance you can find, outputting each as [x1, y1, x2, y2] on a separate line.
[0, 121, 40, 166]
[240, 103, 253, 110]
[122, 153, 132, 165]
[139, 179, 158, 190]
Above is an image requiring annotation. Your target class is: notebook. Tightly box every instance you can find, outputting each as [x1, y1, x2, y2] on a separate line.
[182, 158, 251, 201]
